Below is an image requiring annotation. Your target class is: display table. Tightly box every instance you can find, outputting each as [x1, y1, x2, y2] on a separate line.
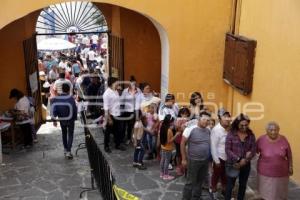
[0, 122, 11, 163]
[0, 115, 16, 149]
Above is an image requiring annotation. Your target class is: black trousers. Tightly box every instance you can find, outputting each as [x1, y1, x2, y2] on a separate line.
[225, 163, 251, 200]
[20, 123, 33, 146]
[104, 115, 124, 148]
[122, 112, 136, 141]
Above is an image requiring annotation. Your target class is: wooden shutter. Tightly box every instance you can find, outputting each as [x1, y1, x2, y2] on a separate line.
[223, 33, 256, 95]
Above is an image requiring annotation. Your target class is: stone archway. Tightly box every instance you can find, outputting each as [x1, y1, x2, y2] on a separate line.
[0, 1, 170, 111]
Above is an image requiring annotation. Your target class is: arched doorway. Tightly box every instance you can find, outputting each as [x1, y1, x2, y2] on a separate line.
[0, 1, 167, 115]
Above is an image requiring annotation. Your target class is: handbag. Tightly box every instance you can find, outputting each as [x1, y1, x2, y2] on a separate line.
[225, 162, 240, 178]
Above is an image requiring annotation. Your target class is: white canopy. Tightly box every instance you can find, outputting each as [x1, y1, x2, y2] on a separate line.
[37, 38, 76, 51]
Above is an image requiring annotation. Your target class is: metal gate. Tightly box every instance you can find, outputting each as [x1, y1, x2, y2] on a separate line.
[23, 35, 43, 126]
[108, 34, 124, 81]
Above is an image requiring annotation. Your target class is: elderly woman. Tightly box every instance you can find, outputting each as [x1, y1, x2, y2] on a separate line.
[225, 113, 256, 200]
[256, 121, 293, 200]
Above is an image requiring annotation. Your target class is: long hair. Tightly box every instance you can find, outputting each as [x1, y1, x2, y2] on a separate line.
[190, 92, 204, 110]
[230, 113, 251, 133]
[178, 107, 191, 118]
[160, 114, 174, 145]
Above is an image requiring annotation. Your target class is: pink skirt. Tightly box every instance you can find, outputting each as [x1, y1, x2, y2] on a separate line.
[257, 174, 289, 200]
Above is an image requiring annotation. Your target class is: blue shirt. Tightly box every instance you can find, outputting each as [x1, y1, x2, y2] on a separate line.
[51, 94, 77, 122]
[72, 63, 81, 74]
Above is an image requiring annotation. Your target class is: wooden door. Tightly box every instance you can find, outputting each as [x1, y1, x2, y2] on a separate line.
[23, 35, 43, 126]
[108, 34, 124, 81]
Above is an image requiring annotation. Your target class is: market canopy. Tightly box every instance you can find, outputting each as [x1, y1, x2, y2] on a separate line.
[37, 38, 76, 51]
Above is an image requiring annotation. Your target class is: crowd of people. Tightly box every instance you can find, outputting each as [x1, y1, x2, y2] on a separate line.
[7, 34, 294, 199]
[97, 76, 293, 200]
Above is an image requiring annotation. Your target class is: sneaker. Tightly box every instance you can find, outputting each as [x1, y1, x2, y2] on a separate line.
[163, 175, 175, 180]
[132, 162, 139, 167]
[221, 190, 226, 197]
[25, 145, 31, 149]
[66, 152, 73, 159]
[211, 192, 219, 200]
[104, 147, 112, 153]
[33, 139, 38, 143]
[168, 164, 173, 170]
[145, 153, 154, 160]
[176, 167, 184, 176]
[160, 173, 164, 178]
[202, 183, 209, 190]
[125, 140, 131, 145]
[64, 149, 67, 155]
[115, 145, 126, 151]
[137, 164, 147, 170]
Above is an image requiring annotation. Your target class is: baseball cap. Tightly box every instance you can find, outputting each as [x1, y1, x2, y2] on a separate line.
[165, 93, 175, 101]
[217, 108, 230, 117]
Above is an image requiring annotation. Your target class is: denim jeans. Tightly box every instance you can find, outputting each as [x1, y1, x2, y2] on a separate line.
[60, 120, 75, 152]
[160, 149, 172, 175]
[133, 136, 147, 164]
[225, 163, 251, 200]
[133, 140, 145, 164]
[182, 159, 209, 200]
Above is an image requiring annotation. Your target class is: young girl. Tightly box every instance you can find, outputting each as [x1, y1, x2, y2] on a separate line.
[132, 112, 147, 170]
[160, 114, 180, 180]
[158, 93, 178, 121]
[174, 107, 191, 176]
[145, 103, 159, 160]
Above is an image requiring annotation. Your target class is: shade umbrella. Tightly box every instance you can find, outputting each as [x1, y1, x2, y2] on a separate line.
[37, 38, 76, 51]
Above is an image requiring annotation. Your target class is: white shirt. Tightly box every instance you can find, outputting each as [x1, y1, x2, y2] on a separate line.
[92, 35, 98, 44]
[53, 78, 73, 95]
[58, 61, 68, 70]
[87, 50, 96, 61]
[138, 94, 161, 111]
[121, 88, 142, 112]
[14, 96, 31, 124]
[82, 37, 90, 45]
[210, 123, 228, 164]
[15, 96, 30, 115]
[82, 47, 90, 58]
[49, 69, 58, 80]
[103, 87, 121, 117]
[158, 105, 177, 121]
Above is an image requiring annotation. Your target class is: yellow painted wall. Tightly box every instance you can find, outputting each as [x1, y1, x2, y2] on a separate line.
[0, 10, 40, 111]
[232, 0, 300, 183]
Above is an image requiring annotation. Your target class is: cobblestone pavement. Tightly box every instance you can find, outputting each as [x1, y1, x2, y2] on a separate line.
[0, 122, 101, 200]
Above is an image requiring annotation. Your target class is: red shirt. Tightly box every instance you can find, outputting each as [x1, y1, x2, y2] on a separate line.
[257, 134, 292, 177]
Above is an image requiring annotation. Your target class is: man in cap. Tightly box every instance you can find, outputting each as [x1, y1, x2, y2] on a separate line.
[210, 108, 231, 199]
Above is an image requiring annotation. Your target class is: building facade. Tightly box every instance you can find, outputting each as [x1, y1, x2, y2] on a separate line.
[0, 0, 299, 183]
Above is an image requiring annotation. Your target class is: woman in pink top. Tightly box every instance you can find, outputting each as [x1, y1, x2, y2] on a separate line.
[256, 121, 293, 200]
